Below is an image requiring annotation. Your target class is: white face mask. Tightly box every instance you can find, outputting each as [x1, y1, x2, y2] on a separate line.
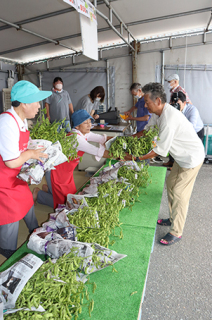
[55, 83, 63, 90]
[135, 95, 141, 99]
[168, 83, 173, 90]
[95, 97, 101, 101]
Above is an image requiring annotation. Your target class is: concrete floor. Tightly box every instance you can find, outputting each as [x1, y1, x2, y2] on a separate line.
[0, 168, 89, 265]
[141, 164, 212, 320]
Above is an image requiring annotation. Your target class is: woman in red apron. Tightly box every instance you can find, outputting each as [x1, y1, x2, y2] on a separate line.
[0, 80, 51, 258]
[33, 109, 132, 209]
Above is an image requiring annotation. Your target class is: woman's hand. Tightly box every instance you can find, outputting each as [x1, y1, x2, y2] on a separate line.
[30, 148, 48, 162]
[4, 148, 48, 169]
[93, 114, 99, 120]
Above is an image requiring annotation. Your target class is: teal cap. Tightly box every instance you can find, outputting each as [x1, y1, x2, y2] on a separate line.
[11, 80, 52, 103]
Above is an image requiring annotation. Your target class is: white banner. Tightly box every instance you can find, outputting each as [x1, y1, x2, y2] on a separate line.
[63, 0, 78, 10]
[80, 13, 98, 60]
[77, 0, 90, 18]
[87, 1, 97, 25]
[64, 0, 97, 24]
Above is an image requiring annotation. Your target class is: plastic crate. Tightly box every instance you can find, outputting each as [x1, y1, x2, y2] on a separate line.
[203, 135, 212, 155]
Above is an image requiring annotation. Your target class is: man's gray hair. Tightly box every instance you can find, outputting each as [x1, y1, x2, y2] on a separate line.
[142, 82, 167, 104]
[130, 83, 142, 92]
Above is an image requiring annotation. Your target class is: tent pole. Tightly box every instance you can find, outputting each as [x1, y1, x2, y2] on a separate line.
[106, 60, 110, 111]
[161, 51, 165, 85]
[132, 41, 139, 131]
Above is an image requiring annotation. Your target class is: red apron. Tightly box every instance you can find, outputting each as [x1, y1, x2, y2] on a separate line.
[51, 150, 84, 209]
[0, 112, 34, 225]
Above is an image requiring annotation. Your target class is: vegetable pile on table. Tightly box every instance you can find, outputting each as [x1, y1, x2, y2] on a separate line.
[5, 248, 104, 320]
[4, 160, 151, 319]
[68, 161, 151, 248]
[30, 111, 78, 160]
[108, 125, 159, 159]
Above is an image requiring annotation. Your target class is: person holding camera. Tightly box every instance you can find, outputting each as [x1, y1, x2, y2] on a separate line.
[166, 73, 192, 105]
[171, 91, 204, 142]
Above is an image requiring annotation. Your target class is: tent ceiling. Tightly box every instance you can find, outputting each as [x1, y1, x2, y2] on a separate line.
[0, 0, 211, 64]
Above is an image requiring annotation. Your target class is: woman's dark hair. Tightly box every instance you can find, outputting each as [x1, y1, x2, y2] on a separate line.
[53, 77, 63, 84]
[142, 82, 167, 104]
[171, 91, 186, 103]
[90, 86, 105, 103]
[11, 100, 21, 107]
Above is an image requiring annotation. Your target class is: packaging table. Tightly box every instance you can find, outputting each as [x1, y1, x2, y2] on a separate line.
[0, 165, 167, 320]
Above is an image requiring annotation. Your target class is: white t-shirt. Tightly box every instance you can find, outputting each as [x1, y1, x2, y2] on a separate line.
[72, 129, 107, 161]
[151, 104, 205, 168]
[0, 107, 28, 161]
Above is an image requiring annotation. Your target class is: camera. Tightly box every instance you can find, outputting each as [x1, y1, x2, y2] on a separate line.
[171, 102, 181, 110]
[170, 92, 181, 110]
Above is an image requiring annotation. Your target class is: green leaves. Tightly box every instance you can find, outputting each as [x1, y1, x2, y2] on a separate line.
[30, 111, 78, 161]
[108, 126, 159, 159]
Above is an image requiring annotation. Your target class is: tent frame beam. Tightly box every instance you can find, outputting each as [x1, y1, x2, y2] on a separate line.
[0, 18, 79, 54]
[1, 7, 212, 57]
[95, 0, 136, 51]
[0, 0, 118, 32]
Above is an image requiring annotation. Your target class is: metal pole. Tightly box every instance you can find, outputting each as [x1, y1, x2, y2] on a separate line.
[0, 18, 78, 53]
[132, 41, 138, 131]
[102, 0, 136, 41]
[161, 51, 165, 85]
[109, 7, 113, 23]
[96, 10, 135, 51]
[106, 60, 110, 111]
[206, 11, 212, 31]
[38, 72, 43, 116]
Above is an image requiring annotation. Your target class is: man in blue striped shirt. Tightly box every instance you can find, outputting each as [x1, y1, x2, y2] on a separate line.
[171, 91, 204, 142]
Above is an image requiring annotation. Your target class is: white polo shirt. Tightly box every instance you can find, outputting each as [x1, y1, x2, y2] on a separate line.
[152, 104, 205, 168]
[0, 107, 28, 161]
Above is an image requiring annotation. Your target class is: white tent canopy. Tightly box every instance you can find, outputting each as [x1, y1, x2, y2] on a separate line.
[0, 0, 211, 64]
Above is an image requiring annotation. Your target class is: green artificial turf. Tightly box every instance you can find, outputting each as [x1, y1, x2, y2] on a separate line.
[77, 164, 167, 320]
[0, 163, 167, 320]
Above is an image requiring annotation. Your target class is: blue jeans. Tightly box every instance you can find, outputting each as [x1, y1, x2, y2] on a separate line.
[57, 120, 71, 133]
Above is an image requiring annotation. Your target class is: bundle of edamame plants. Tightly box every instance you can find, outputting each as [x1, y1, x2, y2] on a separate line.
[108, 125, 159, 159]
[30, 111, 78, 160]
[68, 161, 151, 248]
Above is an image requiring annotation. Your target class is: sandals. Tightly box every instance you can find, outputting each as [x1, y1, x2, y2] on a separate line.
[160, 233, 181, 246]
[157, 218, 171, 226]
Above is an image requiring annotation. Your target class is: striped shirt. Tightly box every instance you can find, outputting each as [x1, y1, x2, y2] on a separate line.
[170, 85, 192, 104]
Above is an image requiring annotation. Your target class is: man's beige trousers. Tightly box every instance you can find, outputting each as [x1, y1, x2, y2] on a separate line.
[167, 161, 203, 237]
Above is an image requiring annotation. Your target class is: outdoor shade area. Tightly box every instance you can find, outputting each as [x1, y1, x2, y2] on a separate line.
[0, 1, 212, 320]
